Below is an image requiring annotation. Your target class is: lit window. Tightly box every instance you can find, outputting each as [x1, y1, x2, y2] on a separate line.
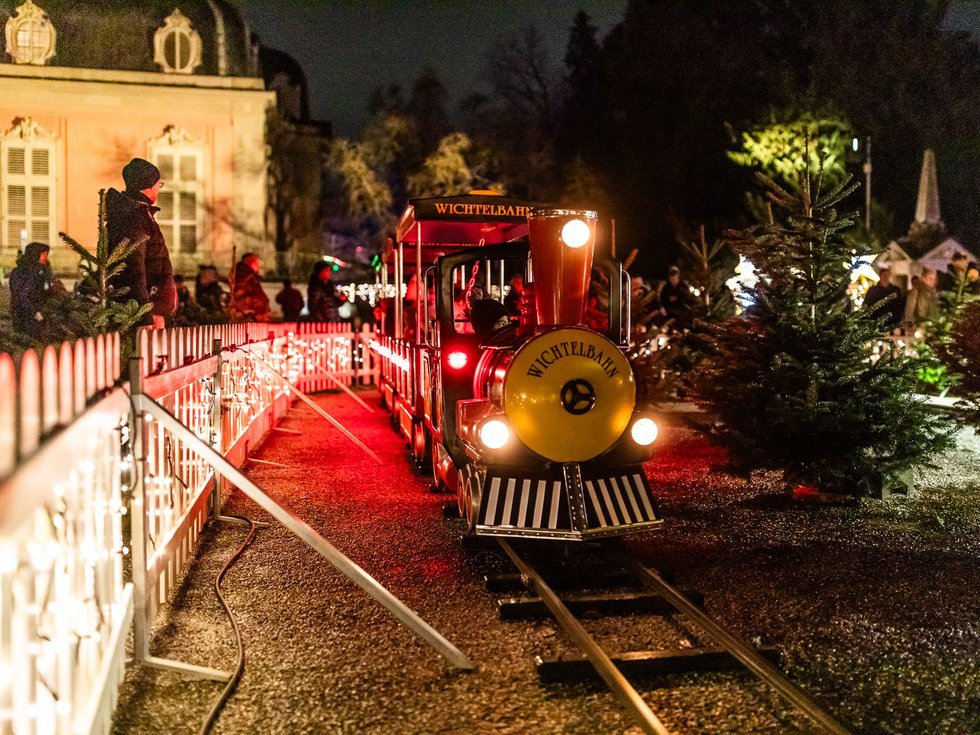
[148, 126, 204, 254]
[153, 9, 202, 75]
[4, 0, 56, 66]
[1, 118, 55, 250]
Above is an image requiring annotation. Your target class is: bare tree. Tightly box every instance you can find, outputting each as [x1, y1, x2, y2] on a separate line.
[464, 27, 565, 200]
[267, 111, 327, 275]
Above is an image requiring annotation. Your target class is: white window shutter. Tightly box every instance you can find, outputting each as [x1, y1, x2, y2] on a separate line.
[151, 146, 202, 254]
[31, 149, 49, 176]
[7, 148, 25, 176]
[180, 155, 196, 182]
[31, 186, 49, 218]
[1, 132, 56, 249]
[8, 185, 26, 217]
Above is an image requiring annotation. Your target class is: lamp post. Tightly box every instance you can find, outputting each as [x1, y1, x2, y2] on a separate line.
[852, 136, 873, 230]
[862, 136, 872, 230]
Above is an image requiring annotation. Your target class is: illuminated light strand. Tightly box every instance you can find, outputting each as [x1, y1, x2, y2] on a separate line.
[2, 327, 376, 730]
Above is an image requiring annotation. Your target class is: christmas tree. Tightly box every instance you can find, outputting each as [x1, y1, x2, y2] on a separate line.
[694, 163, 951, 496]
[944, 301, 980, 427]
[59, 190, 151, 337]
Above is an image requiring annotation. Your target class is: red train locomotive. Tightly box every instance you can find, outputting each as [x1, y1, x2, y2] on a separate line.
[375, 191, 662, 540]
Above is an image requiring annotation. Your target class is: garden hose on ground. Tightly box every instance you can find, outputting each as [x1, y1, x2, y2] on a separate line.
[198, 515, 259, 735]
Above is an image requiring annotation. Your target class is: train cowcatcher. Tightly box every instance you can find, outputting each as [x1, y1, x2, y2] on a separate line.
[374, 190, 662, 541]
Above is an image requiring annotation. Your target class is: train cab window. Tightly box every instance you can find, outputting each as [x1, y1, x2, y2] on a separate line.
[447, 258, 526, 336]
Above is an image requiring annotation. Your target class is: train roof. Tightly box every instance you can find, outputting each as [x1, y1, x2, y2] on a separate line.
[395, 191, 548, 245]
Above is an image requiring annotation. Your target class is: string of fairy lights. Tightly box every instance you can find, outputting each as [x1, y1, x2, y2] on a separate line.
[0, 416, 126, 733]
[0, 327, 372, 733]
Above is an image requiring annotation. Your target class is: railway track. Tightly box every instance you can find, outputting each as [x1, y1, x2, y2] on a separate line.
[490, 539, 853, 735]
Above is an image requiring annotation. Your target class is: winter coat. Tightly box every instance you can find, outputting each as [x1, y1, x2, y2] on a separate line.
[659, 279, 695, 328]
[864, 282, 904, 329]
[105, 188, 177, 320]
[195, 265, 226, 314]
[9, 257, 53, 339]
[275, 286, 304, 321]
[902, 283, 938, 328]
[307, 280, 339, 322]
[230, 261, 270, 322]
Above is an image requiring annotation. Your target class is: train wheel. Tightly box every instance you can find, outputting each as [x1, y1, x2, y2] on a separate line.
[411, 422, 430, 469]
[431, 445, 446, 492]
[432, 444, 455, 493]
[459, 463, 484, 532]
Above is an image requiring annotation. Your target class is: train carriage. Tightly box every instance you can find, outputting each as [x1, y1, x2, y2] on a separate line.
[376, 190, 663, 540]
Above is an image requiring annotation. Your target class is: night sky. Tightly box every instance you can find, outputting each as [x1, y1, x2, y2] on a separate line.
[240, 1, 980, 139]
[239, 0, 626, 136]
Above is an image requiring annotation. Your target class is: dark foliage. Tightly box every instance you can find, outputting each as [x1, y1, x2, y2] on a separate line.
[694, 168, 951, 496]
[465, 1, 980, 276]
[943, 300, 980, 426]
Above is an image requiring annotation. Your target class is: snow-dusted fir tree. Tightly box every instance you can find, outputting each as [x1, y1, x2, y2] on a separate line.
[695, 162, 950, 496]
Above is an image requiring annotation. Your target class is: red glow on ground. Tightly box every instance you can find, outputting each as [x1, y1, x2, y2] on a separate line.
[420, 558, 456, 579]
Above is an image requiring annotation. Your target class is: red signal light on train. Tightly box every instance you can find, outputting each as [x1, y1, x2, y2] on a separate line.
[447, 351, 468, 370]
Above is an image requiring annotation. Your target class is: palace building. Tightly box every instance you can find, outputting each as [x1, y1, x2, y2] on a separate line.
[0, 0, 293, 277]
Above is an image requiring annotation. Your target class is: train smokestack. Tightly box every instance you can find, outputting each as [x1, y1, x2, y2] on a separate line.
[527, 208, 597, 326]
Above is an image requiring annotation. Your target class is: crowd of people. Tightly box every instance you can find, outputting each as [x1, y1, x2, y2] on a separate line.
[4, 158, 358, 338]
[4, 158, 978, 343]
[866, 251, 980, 333]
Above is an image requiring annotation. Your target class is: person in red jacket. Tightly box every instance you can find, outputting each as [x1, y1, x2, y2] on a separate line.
[229, 252, 271, 322]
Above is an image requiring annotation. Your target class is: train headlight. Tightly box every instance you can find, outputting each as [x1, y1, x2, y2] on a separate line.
[630, 417, 659, 446]
[561, 219, 591, 249]
[479, 418, 510, 449]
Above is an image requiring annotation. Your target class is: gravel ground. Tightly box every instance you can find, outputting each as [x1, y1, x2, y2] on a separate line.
[110, 394, 980, 735]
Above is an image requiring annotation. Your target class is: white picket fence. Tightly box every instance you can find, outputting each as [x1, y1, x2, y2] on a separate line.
[0, 322, 376, 735]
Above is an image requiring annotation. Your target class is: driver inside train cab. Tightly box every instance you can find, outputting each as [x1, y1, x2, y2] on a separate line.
[469, 299, 510, 336]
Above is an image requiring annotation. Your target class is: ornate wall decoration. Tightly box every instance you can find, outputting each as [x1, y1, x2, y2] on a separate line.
[4, 0, 57, 66]
[153, 9, 203, 75]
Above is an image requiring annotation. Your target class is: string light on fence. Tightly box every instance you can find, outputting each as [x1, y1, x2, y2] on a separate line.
[0, 325, 381, 731]
[0, 544, 17, 573]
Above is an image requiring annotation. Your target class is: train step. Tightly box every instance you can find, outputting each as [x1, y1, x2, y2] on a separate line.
[535, 645, 782, 682]
[496, 590, 705, 620]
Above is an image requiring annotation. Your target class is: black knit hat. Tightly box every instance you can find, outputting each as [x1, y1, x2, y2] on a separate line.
[24, 242, 49, 262]
[122, 158, 161, 191]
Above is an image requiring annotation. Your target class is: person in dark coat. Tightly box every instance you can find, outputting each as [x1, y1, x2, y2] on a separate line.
[195, 264, 226, 314]
[229, 253, 271, 322]
[9, 242, 55, 339]
[864, 267, 904, 330]
[307, 261, 339, 322]
[469, 298, 510, 336]
[105, 158, 176, 326]
[658, 266, 695, 330]
[275, 279, 305, 321]
[503, 273, 524, 316]
[903, 267, 939, 330]
[938, 252, 969, 293]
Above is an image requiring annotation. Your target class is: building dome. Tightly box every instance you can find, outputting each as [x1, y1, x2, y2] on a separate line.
[259, 45, 309, 121]
[0, 0, 257, 76]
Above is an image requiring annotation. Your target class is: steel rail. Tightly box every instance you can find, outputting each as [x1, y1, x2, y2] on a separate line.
[497, 541, 672, 735]
[613, 547, 853, 735]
